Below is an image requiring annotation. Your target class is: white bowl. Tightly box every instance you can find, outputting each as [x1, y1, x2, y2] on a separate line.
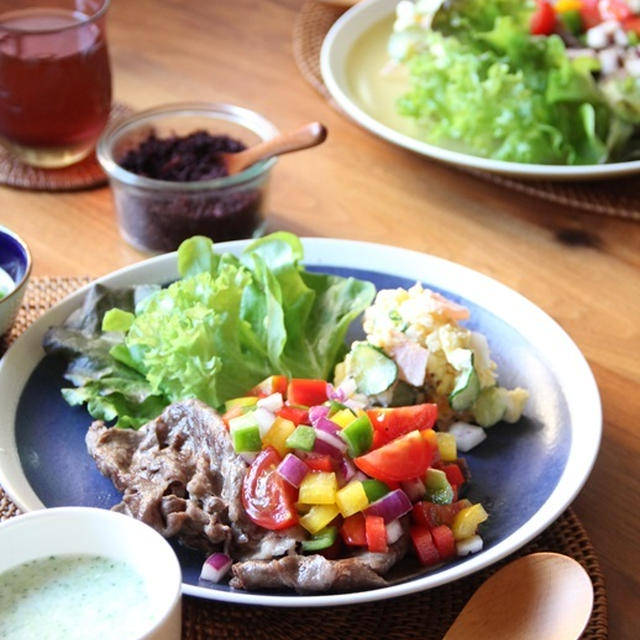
[0, 507, 182, 639]
[0, 225, 32, 337]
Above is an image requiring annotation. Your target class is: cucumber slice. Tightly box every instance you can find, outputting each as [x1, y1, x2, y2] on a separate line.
[448, 350, 480, 411]
[472, 387, 507, 427]
[349, 343, 398, 396]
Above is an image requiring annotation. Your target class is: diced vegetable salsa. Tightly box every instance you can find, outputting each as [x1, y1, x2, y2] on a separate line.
[230, 375, 488, 567]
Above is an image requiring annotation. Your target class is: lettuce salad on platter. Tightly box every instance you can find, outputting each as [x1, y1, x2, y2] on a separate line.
[386, 0, 640, 164]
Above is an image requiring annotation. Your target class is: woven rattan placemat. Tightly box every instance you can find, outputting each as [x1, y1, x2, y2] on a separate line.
[293, 0, 640, 222]
[0, 103, 133, 192]
[0, 276, 608, 639]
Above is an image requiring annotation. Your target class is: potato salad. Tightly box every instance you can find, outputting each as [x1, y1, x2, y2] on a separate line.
[335, 283, 529, 430]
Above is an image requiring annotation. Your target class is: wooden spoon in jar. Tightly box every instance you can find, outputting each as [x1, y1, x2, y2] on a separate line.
[219, 122, 327, 176]
[442, 553, 594, 640]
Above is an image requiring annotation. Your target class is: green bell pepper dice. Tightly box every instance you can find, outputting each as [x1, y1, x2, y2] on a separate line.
[361, 478, 390, 503]
[232, 425, 262, 453]
[341, 414, 374, 457]
[301, 526, 338, 552]
[285, 425, 316, 452]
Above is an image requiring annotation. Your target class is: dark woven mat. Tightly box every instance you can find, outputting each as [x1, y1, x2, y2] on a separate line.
[0, 103, 133, 192]
[1, 276, 608, 639]
[293, 0, 640, 222]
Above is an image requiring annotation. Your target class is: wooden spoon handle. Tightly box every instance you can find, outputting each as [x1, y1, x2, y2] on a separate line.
[227, 122, 327, 174]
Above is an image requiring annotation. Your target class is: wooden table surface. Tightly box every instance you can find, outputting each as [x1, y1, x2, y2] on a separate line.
[1, 0, 639, 636]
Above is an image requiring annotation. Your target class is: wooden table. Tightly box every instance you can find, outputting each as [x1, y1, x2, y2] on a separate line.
[1, 0, 639, 636]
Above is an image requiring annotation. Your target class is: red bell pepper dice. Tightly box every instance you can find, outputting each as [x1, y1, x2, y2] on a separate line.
[277, 405, 310, 426]
[365, 515, 388, 553]
[341, 513, 367, 547]
[430, 524, 456, 560]
[304, 454, 334, 473]
[287, 379, 328, 407]
[623, 16, 640, 35]
[412, 499, 472, 529]
[366, 404, 438, 447]
[580, 0, 602, 28]
[442, 463, 466, 488]
[248, 374, 289, 397]
[410, 525, 441, 566]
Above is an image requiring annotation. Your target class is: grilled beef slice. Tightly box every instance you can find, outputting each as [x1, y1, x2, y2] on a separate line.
[86, 399, 303, 559]
[230, 536, 409, 592]
[86, 398, 408, 591]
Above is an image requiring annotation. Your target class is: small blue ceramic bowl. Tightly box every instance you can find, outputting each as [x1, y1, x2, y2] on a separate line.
[0, 226, 32, 337]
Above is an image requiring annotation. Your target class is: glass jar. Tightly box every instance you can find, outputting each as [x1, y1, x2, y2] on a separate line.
[96, 102, 278, 253]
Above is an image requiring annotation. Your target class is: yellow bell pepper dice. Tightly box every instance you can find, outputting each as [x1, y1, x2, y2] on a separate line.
[262, 416, 296, 457]
[331, 408, 357, 428]
[555, 0, 581, 12]
[436, 432, 457, 462]
[298, 471, 338, 505]
[336, 481, 369, 518]
[299, 504, 340, 534]
[452, 504, 489, 541]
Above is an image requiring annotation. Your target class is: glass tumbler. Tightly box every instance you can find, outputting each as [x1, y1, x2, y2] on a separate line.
[0, 0, 111, 168]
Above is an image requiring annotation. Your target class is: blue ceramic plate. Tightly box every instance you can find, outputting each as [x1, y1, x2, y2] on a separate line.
[0, 238, 601, 607]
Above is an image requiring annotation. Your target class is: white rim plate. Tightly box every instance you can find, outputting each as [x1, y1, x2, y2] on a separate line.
[320, 0, 640, 181]
[0, 238, 601, 606]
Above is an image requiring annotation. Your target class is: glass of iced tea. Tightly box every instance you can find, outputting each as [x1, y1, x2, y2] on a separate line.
[0, 0, 111, 168]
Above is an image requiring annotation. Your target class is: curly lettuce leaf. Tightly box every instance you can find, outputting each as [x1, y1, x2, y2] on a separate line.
[48, 233, 376, 427]
[395, 0, 637, 164]
[43, 284, 167, 429]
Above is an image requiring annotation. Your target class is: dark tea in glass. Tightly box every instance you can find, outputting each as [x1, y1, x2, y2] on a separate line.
[0, 0, 111, 167]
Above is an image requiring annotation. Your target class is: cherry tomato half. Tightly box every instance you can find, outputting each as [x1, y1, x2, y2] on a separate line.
[354, 429, 437, 483]
[367, 404, 438, 447]
[242, 446, 299, 530]
[530, 0, 556, 35]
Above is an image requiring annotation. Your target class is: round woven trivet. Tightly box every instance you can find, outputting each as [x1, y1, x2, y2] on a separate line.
[293, 0, 640, 222]
[0, 276, 608, 639]
[0, 103, 133, 192]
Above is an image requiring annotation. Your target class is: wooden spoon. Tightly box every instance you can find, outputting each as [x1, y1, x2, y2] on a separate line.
[219, 122, 327, 176]
[442, 553, 594, 640]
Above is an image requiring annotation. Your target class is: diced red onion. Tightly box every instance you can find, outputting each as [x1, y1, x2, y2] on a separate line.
[314, 416, 342, 437]
[385, 519, 404, 545]
[256, 392, 283, 413]
[336, 457, 357, 486]
[449, 422, 487, 452]
[327, 377, 358, 403]
[277, 453, 309, 488]
[200, 552, 232, 583]
[308, 404, 330, 426]
[253, 407, 276, 438]
[313, 428, 348, 457]
[326, 382, 346, 403]
[401, 478, 426, 502]
[365, 489, 412, 523]
[456, 535, 483, 557]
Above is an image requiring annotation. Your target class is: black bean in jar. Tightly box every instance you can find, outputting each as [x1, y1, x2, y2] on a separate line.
[115, 130, 267, 252]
